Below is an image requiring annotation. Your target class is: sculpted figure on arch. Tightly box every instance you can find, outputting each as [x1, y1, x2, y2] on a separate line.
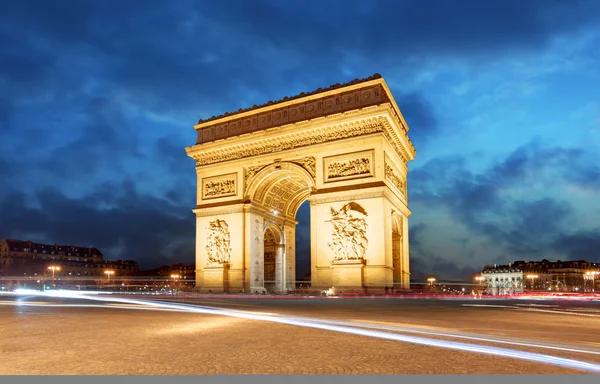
[327, 202, 369, 262]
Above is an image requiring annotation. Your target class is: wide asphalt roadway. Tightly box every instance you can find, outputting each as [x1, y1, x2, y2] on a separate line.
[1, 293, 599, 375]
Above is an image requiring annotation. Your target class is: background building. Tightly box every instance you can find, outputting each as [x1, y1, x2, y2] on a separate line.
[481, 259, 600, 295]
[0, 238, 139, 278]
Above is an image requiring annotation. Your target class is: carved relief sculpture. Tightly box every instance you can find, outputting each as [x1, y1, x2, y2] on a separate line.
[291, 156, 316, 178]
[206, 219, 232, 265]
[327, 202, 369, 262]
[385, 163, 406, 197]
[323, 150, 375, 182]
[244, 165, 265, 192]
[204, 179, 235, 197]
[328, 157, 370, 179]
[202, 173, 237, 200]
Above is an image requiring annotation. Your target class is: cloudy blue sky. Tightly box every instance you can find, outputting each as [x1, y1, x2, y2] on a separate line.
[1, 0, 599, 281]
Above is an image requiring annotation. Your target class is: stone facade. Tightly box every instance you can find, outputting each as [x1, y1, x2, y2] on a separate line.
[481, 259, 600, 295]
[186, 75, 416, 292]
[0, 238, 138, 277]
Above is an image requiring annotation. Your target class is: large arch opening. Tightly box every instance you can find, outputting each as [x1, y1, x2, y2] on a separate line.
[246, 162, 315, 293]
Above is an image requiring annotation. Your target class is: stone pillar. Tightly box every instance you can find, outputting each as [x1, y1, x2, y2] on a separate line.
[247, 212, 266, 294]
[401, 213, 410, 289]
[392, 233, 402, 289]
[284, 224, 296, 292]
[274, 244, 285, 293]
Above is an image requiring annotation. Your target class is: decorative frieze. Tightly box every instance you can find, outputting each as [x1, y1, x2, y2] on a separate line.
[323, 150, 374, 183]
[191, 118, 386, 166]
[196, 82, 388, 144]
[327, 202, 369, 262]
[384, 160, 406, 198]
[202, 173, 237, 200]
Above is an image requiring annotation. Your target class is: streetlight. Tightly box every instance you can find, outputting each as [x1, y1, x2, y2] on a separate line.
[426, 276, 436, 291]
[104, 270, 114, 285]
[526, 274, 538, 290]
[47, 266, 61, 279]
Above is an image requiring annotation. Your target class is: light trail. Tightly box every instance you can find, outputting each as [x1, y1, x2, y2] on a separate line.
[4, 290, 600, 373]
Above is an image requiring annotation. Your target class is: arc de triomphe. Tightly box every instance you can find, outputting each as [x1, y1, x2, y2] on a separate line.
[185, 74, 416, 293]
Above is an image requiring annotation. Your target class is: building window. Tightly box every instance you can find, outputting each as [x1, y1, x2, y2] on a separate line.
[24, 248, 29, 252]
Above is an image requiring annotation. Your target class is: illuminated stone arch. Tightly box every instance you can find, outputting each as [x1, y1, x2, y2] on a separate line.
[187, 74, 416, 293]
[246, 161, 316, 219]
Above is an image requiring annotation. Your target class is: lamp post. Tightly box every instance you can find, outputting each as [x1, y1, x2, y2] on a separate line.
[104, 270, 114, 291]
[526, 274, 539, 290]
[47, 266, 60, 279]
[426, 276, 436, 291]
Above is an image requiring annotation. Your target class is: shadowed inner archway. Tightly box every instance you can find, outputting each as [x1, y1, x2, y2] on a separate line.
[247, 163, 316, 292]
[252, 170, 313, 219]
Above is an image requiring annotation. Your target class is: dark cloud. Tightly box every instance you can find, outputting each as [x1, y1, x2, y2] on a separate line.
[551, 230, 600, 262]
[198, 0, 600, 61]
[408, 139, 596, 269]
[0, 1, 598, 279]
[396, 93, 439, 148]
[409, 223, 475, 280]
[0, 184, 195, 269]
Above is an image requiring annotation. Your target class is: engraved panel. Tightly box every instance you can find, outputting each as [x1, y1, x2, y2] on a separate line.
[323, 150, 375, 183]
[272, 109, 288, 126]
[305, 100, 323, 120]
[228, 121, 242, 137]
[214, 123, 228, 140]
[257, 112, 272, 129]
[327, 202, 369, 262]
[202, 173, 237, 200]
[341, 91, 361, 110]
[206, 219, 232, 265]
[323, 96, 342, 115]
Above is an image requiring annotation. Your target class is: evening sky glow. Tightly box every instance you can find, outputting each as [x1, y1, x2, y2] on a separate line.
[1, 0, 599, 280]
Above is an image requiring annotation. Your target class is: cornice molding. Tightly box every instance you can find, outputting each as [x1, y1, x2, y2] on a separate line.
[188, 108, 415, 167]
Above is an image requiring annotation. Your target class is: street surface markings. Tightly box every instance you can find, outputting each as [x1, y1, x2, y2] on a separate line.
[462, 304, 519, 308]
[180, 300, 265, 308]
[6, 291, 600, 373]
[510, 307, 600, 317]
[348, 319, 447, 331]
[515, 304, 559, 308]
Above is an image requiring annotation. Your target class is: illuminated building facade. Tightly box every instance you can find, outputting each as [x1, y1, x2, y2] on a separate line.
[481, 259, 600, 295]
[0, 238, 139, 278]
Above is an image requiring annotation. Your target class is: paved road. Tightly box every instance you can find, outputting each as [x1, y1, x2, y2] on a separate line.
[1, 293, 599, 375]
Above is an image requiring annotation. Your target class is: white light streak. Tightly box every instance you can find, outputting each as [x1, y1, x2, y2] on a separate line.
[4, 290, 600, 373]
